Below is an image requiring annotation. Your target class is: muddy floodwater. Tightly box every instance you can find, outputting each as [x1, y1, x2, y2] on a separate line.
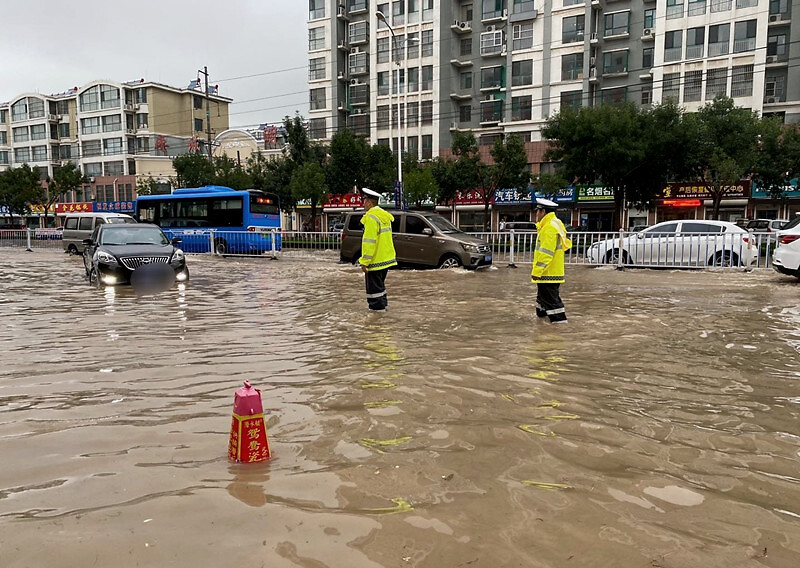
[2, 249, 800, 568]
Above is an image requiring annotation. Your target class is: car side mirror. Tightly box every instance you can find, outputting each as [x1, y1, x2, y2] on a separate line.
[171, 237, 182, 245]
[422, 228, 433, 236]
[82, 238, 93, 246]
[636, 233, 645, 239]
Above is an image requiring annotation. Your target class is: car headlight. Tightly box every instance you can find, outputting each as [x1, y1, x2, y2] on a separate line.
[461, 243, 481, 253]
[172, 248, 185, 262]
[95, 250, 117, 264]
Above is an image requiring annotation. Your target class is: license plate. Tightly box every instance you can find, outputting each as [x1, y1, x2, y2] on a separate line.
[484, 254, 492, 262]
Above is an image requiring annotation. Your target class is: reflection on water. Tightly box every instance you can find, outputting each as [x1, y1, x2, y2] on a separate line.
[2, 249, 800, 567]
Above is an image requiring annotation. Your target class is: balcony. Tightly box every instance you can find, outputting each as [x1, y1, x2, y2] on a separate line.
[450, 92, 473, 101]
[450, 58, 473, 67]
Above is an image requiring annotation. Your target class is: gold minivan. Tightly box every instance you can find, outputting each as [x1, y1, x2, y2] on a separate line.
[340, 210, 493, 269]
[62, 212, 136, 254]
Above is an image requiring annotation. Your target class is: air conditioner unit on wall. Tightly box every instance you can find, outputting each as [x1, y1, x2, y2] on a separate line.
[350, 78, 360, 85]
[460, 21, 468, 29]
[765, 96, 777, 104]
[769, 14, 782, 22]
[350, 47, 359, 54]
[766, 55, 777, 63]
[590, 56, 596, 66]
[486, 25, 495, 32]
[643, 28, 652, 36]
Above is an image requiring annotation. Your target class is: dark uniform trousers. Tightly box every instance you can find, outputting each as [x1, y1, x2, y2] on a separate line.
[365, 269, 389, 311]
[536, 283, 567, 323]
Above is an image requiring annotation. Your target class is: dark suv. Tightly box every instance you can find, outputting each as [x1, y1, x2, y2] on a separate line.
[340, 210, 493, 269]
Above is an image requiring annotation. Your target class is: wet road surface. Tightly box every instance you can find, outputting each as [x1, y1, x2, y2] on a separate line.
[1, 249, 800, 568]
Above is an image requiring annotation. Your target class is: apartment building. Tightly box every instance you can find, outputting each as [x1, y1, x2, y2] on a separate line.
[308, 0, 799, 155]
[0, 79, 231, 203]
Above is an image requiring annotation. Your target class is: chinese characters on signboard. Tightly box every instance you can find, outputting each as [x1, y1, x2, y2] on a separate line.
[660, 181, 750, 199]
[324, 193, 364, 208]
[575, 185, 614, 201]
[55, 201, 134, 214]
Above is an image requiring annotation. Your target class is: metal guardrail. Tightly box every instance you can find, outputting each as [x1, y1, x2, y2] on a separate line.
[2, 227, 783, 270]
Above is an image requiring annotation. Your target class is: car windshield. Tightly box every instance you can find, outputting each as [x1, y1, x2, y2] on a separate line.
[100, 226, 168, 246]
[107, 217, 137, 224]
[423, 214, 461, 233]
[784, 216, 800, 230]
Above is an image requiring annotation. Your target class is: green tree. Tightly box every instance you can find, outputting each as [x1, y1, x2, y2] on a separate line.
[283, 113, 311, 166]
[430, 156, 459, 220]
[477, 134, 529, 226]
[530, 171, 569, 217]
[45, 161, 86, 227]
[327, 128, 370, 194]
[136, 176, 173, 196]
[542, 102, 645, 229]
[173, 153, 215, 188]
[0, 164, 44, 225]
[753, 120, 799, 200]
[289, 162, 328, 231]
[214, 155, 253, 190]
[686, 95, 762, 219]
[403, 155, 438, 208]
[247, 153, 295, 213]
[364, 143, 396, 194]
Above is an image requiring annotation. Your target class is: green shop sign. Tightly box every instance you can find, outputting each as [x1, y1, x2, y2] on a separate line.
[576, 185, 614, 201]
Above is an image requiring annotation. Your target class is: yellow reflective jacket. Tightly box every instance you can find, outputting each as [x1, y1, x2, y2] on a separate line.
[531, 212, 572, 284]
[359, 206, 398, 271]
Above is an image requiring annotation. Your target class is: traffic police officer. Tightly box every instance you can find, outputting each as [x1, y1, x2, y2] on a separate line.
[531, 197, 572, 323]
[359, 188, 397, 311]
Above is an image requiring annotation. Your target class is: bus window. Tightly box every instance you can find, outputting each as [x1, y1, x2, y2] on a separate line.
[250, 193, 279, 215]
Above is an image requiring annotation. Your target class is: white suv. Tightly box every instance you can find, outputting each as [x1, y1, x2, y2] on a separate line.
[772, 215, 800, 278]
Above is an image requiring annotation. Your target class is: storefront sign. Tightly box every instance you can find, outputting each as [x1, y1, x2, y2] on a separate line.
[0, 205, 9, 214]
[536, 186, 575, 203]
[452, 190, 490, 206]
[751, 179, 800, 199]
[493, 188, 530, 205]
[661, 181, 750, 199]
[662, 199, 702, 207]
[576, 185, 614, 201]
[96, 201, 135, 213]
[56, 202, 93, 214]
[324, 192, 364, 208]
[54, 201, 134, 214]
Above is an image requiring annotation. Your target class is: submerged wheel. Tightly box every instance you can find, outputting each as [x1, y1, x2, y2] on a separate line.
[214, 239, 228, 255]
[711, 251, 738, 267]
[604, 249, 630, 264]
[88, 267, 100, 287]
[438, 254, 462, 269]
[67, 244, 79, 255]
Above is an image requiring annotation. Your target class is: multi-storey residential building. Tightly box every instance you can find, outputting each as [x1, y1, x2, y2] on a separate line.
[0, 79, 231, 205]
[308, 0, 799, 230]
[308, 0, 799, 152]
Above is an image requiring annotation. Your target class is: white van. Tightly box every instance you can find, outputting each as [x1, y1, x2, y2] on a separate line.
[62, 212, 136, 254]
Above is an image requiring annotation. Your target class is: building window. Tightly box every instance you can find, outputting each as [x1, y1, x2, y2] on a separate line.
[193, 95, 203, 110]
[135, 87, 147, 104]
[482, 0, 503, 19]
[511, 95, 532, 121]
[562, 15, 585, 44]
[709, 23, 730, 57]
[11, 100, 28, 122]
[84, 162, 103, 177]
[59, 145, 72, 159]
[408, 32, 420, 59]
[459, 105, 472, 123]
[421, 134, 432, 160]
[600, 87, 627, 105]
[12, 126, 29, 143]
[767, 33, 787, 57]
[408, 67, 420, 92]
[460, 37, 472, 57]
[136, 137, 150, 153]
[711, 0, 732, 11]
[100, 85, 120, 110]
[686, 27, 705, 60]
[377, 37, 389, 64]
[460, 71, 473, 90]
[136, 113, 148, 128]
[310, 87, 326, 110]
[560, 90, 582, 111]
[683, 70, 703, 102]
[644, 9, 655, 29]
[480, 30, 505, 55]
[736, 0, 757, 7]
[349, 52, 368, 75]
[480, 100, 502, 123]
[688, 0, 707, 16]
[421, 66, 433, 91]
[31, 145, 47, 162]
[81, 117, 101, 135]
[604, 12, 630, 37]
[602, 50, 628, 75]
[664, 30, 683, 62]
[30, 124, 46, 140]
[511, 60, 533, 86]
[705, 67, 727, 99]
[376, 105, 390, 129]
[407, 135, 418, 158]
[347, 112, 369, 136]
[733, 20, 757, 53]
[309, 27, 325, 51]
[80, 87, 99, 112]
[0, 151, 9, 165]
[14, 148, 30, 163]
[309, 118, 326, 139]
[82, 140, 102, 157]
[666, 0, 684, 19]
[0, 131, 6, 145]
[731, 64, 753, 97]
[512, 22, 533, 51]
[663, 72, 681, 101]
[309, 57, 326, 81]
[641, 85, 653, 106]
[102, 115, 122, 133]
[481, 66, 504, 89]
[515, 0, 536, 14]
[28, 98, 45, 119]
[561, 53, 584, 81]
[642, 47, 654, 70]
[104, 138, 123, 156]
[309, 0, 325, 20]
[421, 100, 433, 124]
[422, 30, 433, 57]
[407, 102, 419, 126]
[0, 109, 6, 122]
[377, 71, 389, 96]
[104, 161, 124, 176]
[194, 118, 204, 132]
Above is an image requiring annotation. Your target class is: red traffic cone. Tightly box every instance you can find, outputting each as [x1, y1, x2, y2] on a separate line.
[228, 380, 271, 463]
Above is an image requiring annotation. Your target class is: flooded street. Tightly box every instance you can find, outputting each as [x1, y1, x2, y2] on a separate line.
[2, 249, 800, 568]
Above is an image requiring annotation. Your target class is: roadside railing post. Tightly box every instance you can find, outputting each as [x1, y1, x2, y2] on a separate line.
[616, 230, 625, 270]
[747, 228, 755, 269]
[270, 229, 277, 259]
[507, 229, 517, 268]
[210, 230, 216, 255]
[26, 228, 33, 252]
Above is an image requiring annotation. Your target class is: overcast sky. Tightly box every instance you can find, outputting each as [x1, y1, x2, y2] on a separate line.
[0, 0, 309, 128]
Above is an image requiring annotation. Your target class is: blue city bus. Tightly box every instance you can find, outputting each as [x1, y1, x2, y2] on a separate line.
[136, 186, 281, 254]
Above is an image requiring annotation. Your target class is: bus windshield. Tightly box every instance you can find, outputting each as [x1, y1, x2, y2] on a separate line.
[250, 192, 280, 215]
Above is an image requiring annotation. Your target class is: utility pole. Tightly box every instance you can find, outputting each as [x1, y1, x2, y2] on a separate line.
[198, 66, 212, 160]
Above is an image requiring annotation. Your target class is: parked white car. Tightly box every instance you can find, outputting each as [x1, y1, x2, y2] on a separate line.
[772, 216, 800, 278]
[586, 220, 758, 267]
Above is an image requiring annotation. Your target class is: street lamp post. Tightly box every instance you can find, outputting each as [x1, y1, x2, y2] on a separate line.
[376, 11, 403, 209]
